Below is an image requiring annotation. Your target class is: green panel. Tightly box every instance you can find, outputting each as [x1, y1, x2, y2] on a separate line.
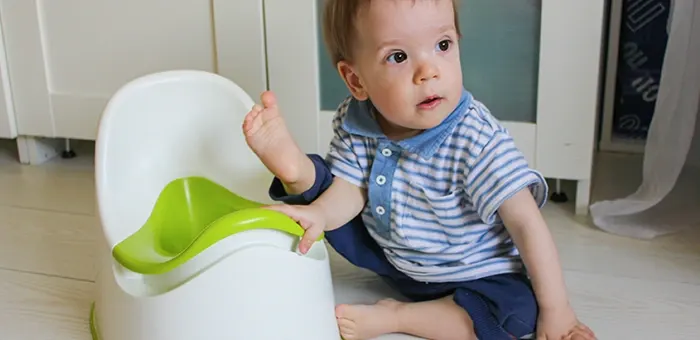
[457, 1, 541, 123]
[316, 0, 541, 123]
[316, 0, 350, 112]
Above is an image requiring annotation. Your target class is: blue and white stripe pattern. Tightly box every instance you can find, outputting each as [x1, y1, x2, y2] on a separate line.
[325, 89, 548, 283]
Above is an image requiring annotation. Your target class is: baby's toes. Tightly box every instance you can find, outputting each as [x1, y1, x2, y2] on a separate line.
[337, 317, 358, 340]
[242, 107, 263, 130]
[245, 104, 263, 120]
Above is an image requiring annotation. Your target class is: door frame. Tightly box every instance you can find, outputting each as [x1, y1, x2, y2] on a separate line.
[0, 5, 17, 139]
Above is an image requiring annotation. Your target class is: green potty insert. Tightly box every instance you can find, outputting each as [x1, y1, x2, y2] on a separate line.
[111, 176, 323, 275]
[89, 302, 100, 340]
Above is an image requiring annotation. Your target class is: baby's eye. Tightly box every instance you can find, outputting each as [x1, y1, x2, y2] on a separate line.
[387, 51, 408, 64]
[436, 39, 451, 52]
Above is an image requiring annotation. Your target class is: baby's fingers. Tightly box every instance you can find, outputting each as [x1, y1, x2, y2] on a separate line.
[568, 324, 596, 340]
[298, 225, 323, 255]
[264, 204, 320, 254]
[264, 204, 307, 224]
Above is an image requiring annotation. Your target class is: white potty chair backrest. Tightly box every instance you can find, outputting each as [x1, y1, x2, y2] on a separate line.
[95, 70, 274, 250]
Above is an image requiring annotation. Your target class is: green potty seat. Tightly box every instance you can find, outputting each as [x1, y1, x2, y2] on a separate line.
[112, 176, 323, 275]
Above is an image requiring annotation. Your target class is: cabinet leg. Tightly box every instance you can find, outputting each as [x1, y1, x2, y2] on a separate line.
[16, 136, 61, 165]
[550, 179, 569, 203]
[61, 138, 77, 159]
[575, 179, 591, 216]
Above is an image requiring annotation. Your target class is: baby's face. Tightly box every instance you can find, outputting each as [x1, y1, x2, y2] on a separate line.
[340, 0, 463, 139]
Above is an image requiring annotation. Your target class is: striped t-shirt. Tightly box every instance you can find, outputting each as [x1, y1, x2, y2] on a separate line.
[325, 89, 548, 283]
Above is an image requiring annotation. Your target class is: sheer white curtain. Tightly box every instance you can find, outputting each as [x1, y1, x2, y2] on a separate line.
[590, 0, 700, 239]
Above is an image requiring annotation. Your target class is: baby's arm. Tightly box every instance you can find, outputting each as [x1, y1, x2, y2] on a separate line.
[267, 176, 366, 254]
[466, 131, 568, 307]
[466, 130, 593, 338]
[309, 177, 367, 231]
[269, 98, 369, 252]
[498, 191, 570, 311]
[279, 156, 317, 195]
[303, 98, 368, 230]
[498, 189, 596, 338]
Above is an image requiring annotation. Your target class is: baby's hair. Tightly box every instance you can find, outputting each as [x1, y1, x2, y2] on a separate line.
[321, 0, 461, 66]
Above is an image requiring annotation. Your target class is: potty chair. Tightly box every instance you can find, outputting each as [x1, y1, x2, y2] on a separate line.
[91, 70, 340, 340]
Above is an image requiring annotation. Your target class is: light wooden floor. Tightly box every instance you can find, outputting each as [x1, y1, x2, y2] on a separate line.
[1, 138, 698, 339]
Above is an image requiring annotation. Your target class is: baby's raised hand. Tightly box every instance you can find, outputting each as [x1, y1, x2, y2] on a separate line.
[265, 204, 327, 254]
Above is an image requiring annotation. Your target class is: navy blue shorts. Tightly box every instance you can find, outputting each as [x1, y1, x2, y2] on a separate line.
[269, 154, 538, 339]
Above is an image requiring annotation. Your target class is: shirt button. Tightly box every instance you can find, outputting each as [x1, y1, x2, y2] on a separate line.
[375, 206, 386, 215]
[376, 175, 386, 185]
[381, 148, 392, 157]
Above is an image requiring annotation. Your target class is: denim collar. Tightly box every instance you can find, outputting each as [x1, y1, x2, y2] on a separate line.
[341, 89, 471, 159]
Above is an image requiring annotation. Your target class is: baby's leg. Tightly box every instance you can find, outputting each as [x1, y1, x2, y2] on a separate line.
[452, 273, 538, 339]
[242, 91, 315, 194]
[335, 296, 475, 340]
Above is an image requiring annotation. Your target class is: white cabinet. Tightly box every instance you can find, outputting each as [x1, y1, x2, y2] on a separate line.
[0, 0, 607, 214]
[0, 0, 267, 140]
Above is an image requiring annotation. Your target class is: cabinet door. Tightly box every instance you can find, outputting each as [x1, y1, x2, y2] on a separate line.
[0, 0, 267, 140]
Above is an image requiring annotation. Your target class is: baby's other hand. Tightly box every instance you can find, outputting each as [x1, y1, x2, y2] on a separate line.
[265, 204, 326, 254]
[536, 304, 596, 340]
[565, 323, 596, 340]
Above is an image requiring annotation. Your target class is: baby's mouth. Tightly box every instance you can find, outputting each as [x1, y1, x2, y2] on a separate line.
[418, 96, 442, 106]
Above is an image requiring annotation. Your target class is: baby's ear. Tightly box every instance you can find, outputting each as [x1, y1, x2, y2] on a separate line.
[337, 61, 368, 101]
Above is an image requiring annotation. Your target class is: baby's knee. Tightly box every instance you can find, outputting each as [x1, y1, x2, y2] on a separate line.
[441, 295, 477, 340]
[457, 316, 477, 340]
[450, 317, 477, 340]
[452, 280, 537, 339]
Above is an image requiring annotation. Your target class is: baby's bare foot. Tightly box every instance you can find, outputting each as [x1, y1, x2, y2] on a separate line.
[335, 299, 402, 340]
[242, 91, 307, 185]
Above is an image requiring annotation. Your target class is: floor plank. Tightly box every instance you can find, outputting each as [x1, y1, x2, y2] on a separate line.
[0, 206, 99, 281]
[2, 139, 700, 339]
[0, 268, 93, 340]
[545, 207, 700, 285]
[0, 139, 96, 215]
[567, 270, 700, 339]
[0, 162, 96, 215]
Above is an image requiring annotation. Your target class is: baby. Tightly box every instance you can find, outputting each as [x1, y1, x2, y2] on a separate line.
[243, 0, 596, 339]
